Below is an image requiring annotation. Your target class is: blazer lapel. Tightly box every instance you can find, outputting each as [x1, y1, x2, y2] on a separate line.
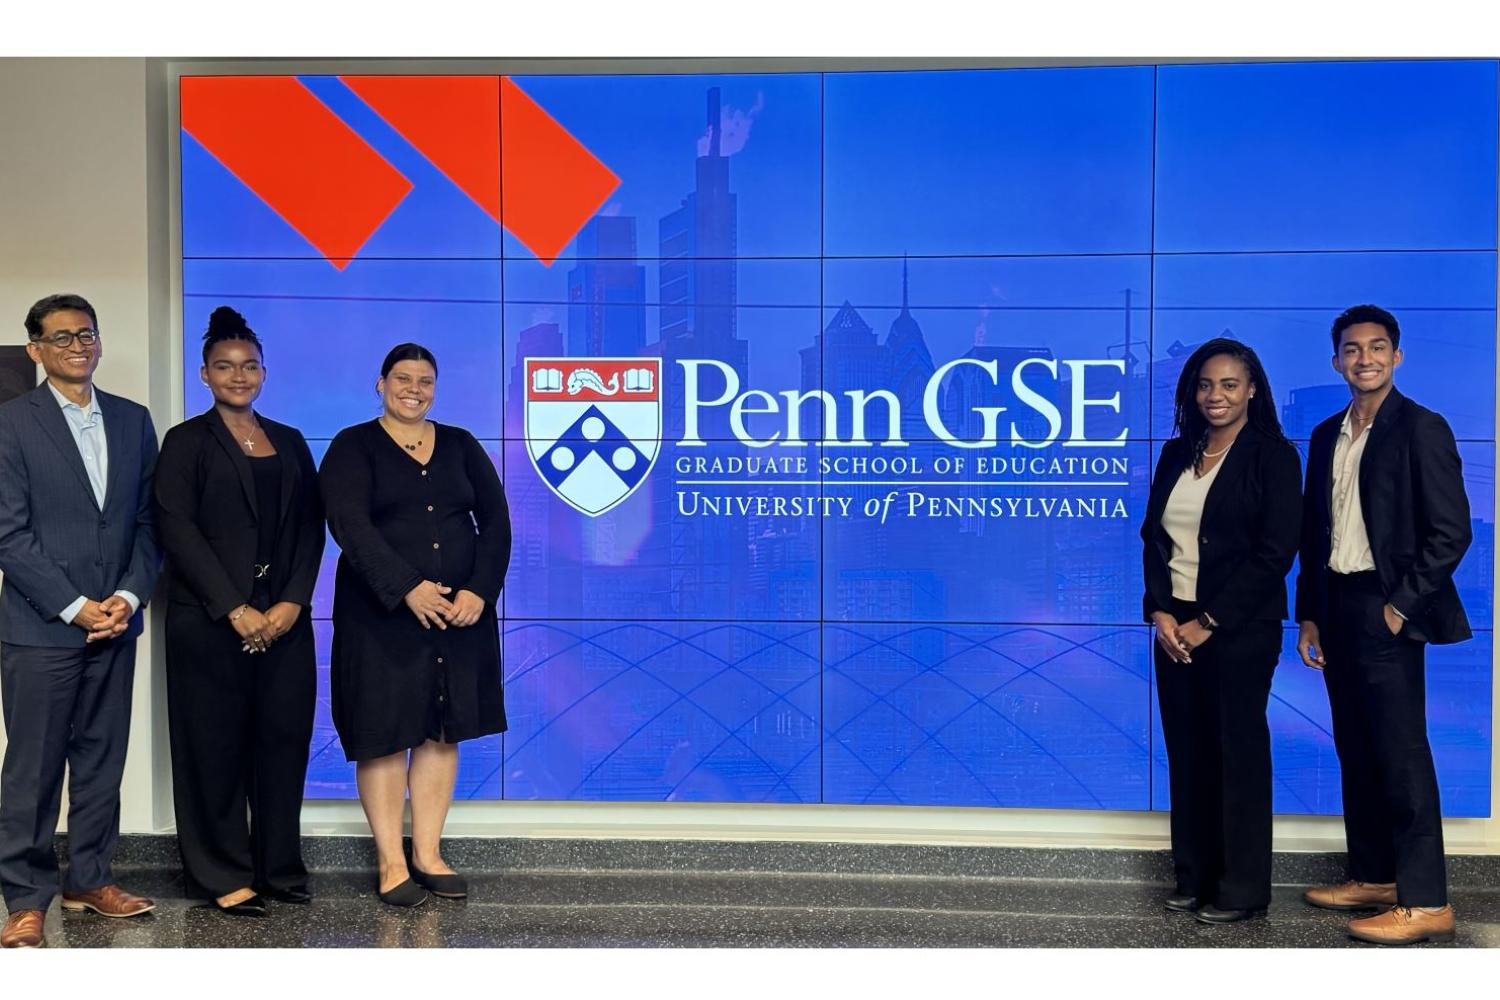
[97, 391, 129, 511]
[205, 408, 259, 521]
[263, 419, 300, 531]
[1145, 441, 1178, 527]
[1199, 429, 1254, 529]
[28, 384, 100, 509]
[1357, 388, 1402, 500]
[1323, 423, 1336, 520]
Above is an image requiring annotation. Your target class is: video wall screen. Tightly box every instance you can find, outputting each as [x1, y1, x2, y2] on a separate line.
[180, 60, 1498, 813]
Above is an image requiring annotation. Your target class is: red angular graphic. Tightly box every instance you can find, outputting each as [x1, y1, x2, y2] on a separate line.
[181, 77, 413, 269]
[501, 77, 621, 266]
[341, 75, 501, 223]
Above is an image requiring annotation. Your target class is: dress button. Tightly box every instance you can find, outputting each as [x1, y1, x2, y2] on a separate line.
[433, 542, 440, 549]
[437, 657, 444, 664]
[421, 470, 427, 477]
[427, 505, 434, 512]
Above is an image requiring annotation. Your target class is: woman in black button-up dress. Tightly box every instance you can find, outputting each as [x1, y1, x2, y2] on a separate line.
[319, 343, 511, 906]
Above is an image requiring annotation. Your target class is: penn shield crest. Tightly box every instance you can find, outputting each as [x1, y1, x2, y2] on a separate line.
[524, 357, 662, 516]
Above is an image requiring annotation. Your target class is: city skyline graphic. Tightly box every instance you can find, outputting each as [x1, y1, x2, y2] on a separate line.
[182, 61, 1497, 814]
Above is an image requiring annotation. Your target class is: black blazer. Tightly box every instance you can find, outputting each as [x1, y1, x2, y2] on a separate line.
[0, 383, 160, 647]
[154, 408, 325, 620]
[1142, 426, 1303, 632]
[1295, 388, 1471, 645]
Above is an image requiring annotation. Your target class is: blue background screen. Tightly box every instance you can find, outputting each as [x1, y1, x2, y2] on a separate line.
[181, 60, 1497, 814]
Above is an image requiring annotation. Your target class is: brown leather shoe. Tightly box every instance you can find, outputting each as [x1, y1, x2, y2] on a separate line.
[1, 909, 45, 948]
[1348, 904, 1456, 945]
[1303, 880, 1397, 911]
[60, 884, 156, 918]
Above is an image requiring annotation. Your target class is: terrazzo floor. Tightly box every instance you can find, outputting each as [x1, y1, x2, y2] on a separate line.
[8, 866, 1498, 948]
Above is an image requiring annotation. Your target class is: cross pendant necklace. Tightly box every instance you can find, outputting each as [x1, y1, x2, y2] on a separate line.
[231, 422, 260, 451]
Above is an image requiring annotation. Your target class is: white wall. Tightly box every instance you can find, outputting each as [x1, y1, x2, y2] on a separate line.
[0, 57, 174, 832]
[1, 56, 1497, 855]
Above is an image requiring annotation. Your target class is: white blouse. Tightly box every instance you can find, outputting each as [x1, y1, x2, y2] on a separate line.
[1161, 447, 1231, 602]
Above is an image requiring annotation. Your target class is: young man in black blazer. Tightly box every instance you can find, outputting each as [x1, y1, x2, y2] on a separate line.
[1295, 304, 1472, 945]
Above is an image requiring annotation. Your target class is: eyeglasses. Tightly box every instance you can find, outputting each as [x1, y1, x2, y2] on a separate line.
[32, 329, 100, 348]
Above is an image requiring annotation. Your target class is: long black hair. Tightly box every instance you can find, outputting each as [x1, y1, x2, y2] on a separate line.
[202, 305, 263, 364]
[1171, 337, 1286, 472]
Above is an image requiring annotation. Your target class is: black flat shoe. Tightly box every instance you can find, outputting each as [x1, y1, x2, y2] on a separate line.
[1165, 892, 1200, 912]
[215, 894, 268, 917]
[260, 886, 312, 904]
[1195, 904, 1267, 924]
[377, 878, 429, 908]
[410, 864, 468, 899]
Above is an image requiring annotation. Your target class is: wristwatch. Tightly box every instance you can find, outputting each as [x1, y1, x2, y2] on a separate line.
[1196, 612, 1218, 631]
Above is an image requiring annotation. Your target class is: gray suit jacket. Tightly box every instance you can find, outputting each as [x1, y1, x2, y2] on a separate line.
[0, 382, 162, 647]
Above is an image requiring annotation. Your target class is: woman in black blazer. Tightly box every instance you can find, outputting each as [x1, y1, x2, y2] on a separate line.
[1141, 337, 1301, 925]
[155, 307, 326, 916]
[319, 343, 511, 908]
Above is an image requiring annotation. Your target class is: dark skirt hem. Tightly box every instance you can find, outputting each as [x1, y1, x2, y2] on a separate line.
[340, 722, 508, 764]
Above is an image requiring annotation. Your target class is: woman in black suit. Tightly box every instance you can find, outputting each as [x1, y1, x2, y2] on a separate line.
[155, 306, 326, 916]
[319, 343, 511, 908]
[1141, 337, 1301, 925]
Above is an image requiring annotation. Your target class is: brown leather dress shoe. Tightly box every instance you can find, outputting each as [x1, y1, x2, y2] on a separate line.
[1, 909, 45, 948]
[1303, 880, 1397, 911]
[1348, 904, 1456, 945]
[60, 885, 156, 918]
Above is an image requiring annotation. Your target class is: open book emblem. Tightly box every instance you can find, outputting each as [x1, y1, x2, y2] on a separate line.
[524, 357, 662, 516]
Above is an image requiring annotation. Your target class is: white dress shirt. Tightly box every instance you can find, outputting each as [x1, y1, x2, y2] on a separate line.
[46, 381, 140, 624]
[1328, 406, 1377, 575]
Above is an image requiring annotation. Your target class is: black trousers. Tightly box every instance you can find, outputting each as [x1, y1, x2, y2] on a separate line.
[165, 606, 315, 899]
[1155, 600, 1279, 911]
[1321, 570, 1447, 907]
[0, 639, 136, 911]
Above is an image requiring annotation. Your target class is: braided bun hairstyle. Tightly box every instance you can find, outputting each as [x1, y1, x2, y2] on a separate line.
[202, 305, 263, 364]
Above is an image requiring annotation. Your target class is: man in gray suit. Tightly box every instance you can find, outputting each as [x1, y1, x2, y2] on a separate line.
[0, 294, 161, 948]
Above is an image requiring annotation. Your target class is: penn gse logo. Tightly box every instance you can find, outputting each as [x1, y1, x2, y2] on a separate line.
[524, 358, 662, 516]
